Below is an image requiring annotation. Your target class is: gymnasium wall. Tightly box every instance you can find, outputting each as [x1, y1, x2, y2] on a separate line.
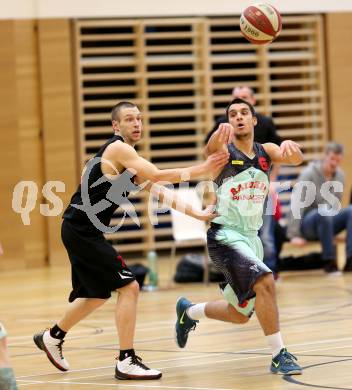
[325, 14, 352, 205]
[0, 21, 45, 270]
[0, 20, 76, 269]
[3, 0, 352, 19]
[0, 12, 351, 269]
[75, 14, 328, 259]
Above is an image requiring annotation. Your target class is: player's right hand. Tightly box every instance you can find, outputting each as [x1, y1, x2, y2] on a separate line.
[216, 123, 234, 144]
[205, 150, 229, 172]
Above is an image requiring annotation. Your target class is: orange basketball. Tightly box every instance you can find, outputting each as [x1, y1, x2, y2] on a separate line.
[240, 3, 282, 44]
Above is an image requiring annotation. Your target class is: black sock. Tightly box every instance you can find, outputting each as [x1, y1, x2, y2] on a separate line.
[119, 349, 135, 360]
[50, 324, 67, 339]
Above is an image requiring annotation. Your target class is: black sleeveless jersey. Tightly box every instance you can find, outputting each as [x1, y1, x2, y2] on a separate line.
[214, 142, 271, 188]
[212, 142, 272, 230]
[63, 135, 135, 230]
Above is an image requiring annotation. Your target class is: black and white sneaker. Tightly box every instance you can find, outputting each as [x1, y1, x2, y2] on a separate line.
[33, 329, 69, 371]
[115, 355, 162, 380]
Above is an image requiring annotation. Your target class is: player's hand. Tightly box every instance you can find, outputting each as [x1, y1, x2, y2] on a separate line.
[204, 150, 229, 172]
[195, 205, 218, 221]
[279, 140, 301, 158]
[290, 237, 307, 247]
[216, 123, 235, 145]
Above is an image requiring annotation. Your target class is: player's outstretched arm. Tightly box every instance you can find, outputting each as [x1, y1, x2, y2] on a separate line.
[263, 141, 303, 166]
[105, 141, 229, 183]
[139, 179, 217, 221]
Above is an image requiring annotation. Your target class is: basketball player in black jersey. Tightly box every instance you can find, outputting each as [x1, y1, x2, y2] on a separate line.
[33, 101, 228, 380]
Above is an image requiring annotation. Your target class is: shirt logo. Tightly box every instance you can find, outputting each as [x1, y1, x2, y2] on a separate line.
[118, 272, 133, 279]
[258, 156, 269, 171]
[230, 181, 267, 197]
[117, 255, 126, 267]
[248, 170, 255, 178]
[231, 160, 244, 165]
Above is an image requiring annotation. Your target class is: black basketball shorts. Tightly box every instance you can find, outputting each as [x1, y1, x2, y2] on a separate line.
[61, 219, 136, 302]
[207, 223, 271, 305]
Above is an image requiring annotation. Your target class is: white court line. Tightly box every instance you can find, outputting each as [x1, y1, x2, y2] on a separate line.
[17, 343, 352, 385]
[9, 323, 178, 346]
[17, 365, 114, 379]
[295, 343, 352, 355]
[16, 334, 352, 380]
[9, 304, 352, 346]
[9, 323, 352, 348]
[17, 353, 225, 379]
[18, 345, 351, 390]
[17, 381, 236, 390]
[17, 380, 45, 385]
[18, 318, 175, 328]
[12, 298, 352, 342]
[42, 356, 270, 383]
[15, 335, 352, 384]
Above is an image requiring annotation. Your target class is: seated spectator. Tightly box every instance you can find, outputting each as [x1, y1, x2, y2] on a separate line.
[287, 142, 352, 273]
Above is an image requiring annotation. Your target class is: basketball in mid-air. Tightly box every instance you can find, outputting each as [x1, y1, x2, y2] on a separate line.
[240, 3, 282, 44]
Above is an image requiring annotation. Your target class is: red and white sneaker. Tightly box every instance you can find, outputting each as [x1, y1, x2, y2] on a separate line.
[115, 355, 162, 380]
[33, 329, 69, 371]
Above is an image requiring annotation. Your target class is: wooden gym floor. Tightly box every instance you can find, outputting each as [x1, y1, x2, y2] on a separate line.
[2, 260, 352, 390]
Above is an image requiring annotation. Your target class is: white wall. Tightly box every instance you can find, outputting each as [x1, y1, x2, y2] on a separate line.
[2, 0, 352, 19]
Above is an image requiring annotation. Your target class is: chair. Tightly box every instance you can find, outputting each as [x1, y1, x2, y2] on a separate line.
[169, 188, 210, 284]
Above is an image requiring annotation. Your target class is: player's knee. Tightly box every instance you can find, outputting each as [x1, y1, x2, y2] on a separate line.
[253, 273, 275, 296]
[317, 214, 333, 226]
[227, 304, 250, 324]
[118, 280, 139, 298]
[127, 280, 140, 297]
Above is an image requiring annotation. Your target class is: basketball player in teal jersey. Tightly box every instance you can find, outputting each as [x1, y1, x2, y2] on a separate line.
[175, 98, 304, 375]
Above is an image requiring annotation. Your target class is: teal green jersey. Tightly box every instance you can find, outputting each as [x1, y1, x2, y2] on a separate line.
[212, 142, 271, 232]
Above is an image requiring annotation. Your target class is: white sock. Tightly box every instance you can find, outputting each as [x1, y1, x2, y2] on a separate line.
[266, 331, 284, 357]
[186, 303, 207, 320]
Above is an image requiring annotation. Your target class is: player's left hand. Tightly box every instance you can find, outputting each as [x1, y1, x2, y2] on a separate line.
[195, 205, 219, 221]
[279, 140, 301, 158]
